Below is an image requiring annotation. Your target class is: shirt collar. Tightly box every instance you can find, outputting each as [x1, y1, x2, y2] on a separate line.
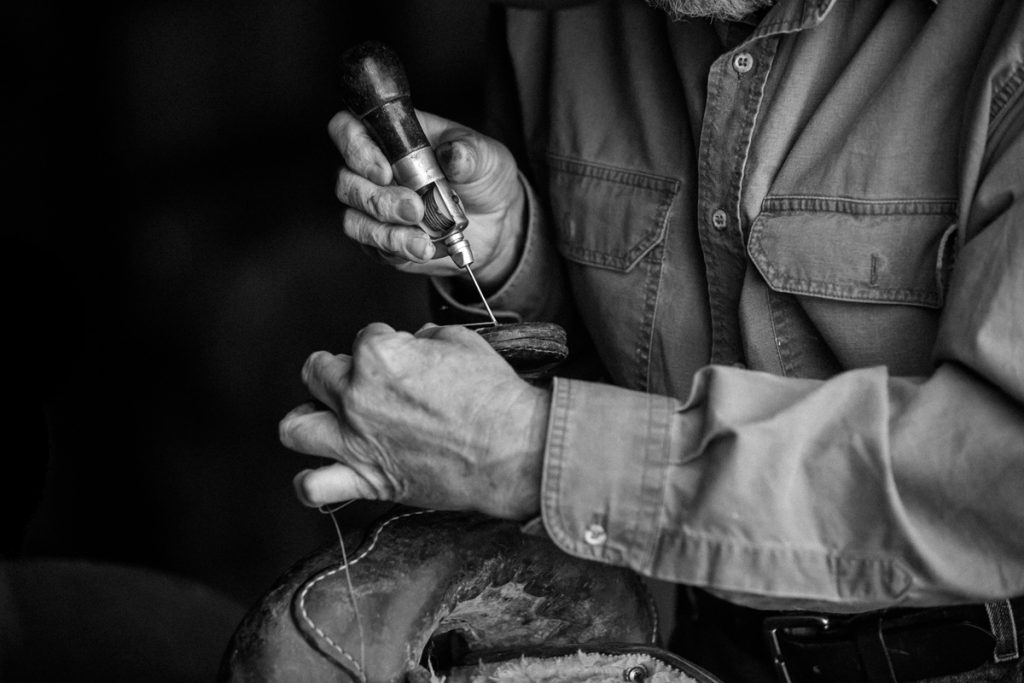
[749, 0, 836, 40]
[751, 0, 939, 40]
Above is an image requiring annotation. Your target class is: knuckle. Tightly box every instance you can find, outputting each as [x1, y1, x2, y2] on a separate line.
[355, 334, 383, 360]
[435, 323, 464, 338]
[334, 167, 353, 202]
[367, 224, 398, 253]
[342, 208, 370, 241]
[356, 185, 398, 225]
[346, 211, 386, 249]
[340, 129, 378, 172]
[365, 190, 394, 221]
[378, 226, 404, 254]
[339, 386, 363, 420]
[354, 343, 390, 374]
[351, 142, 382, 176]
[335, 169, 380, 215]
[433, 324, 473, 344]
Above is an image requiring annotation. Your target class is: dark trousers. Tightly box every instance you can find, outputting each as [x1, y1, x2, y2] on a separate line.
[671, 588, 1024, 683]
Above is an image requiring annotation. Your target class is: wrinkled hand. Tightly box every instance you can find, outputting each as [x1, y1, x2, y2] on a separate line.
[329, 109, 525, 289]
[279, 323, 549, 520]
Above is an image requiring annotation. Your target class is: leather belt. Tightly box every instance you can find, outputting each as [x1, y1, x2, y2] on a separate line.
[694, 590, 1024, 683]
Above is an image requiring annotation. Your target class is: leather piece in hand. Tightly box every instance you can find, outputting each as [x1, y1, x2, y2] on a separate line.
[477, 321, 568, 380]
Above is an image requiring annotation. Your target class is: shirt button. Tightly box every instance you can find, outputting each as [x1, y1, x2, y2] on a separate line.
[733, 52, 755, 74]
[584, 523, 607, 546]
[711, 209, 728, 230]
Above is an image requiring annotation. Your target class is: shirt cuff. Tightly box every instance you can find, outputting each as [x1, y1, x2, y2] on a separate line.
[539, 368, 919, 611]
[540, 377, 679, 570]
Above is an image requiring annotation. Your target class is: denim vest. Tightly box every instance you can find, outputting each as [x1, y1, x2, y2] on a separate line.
[505, 0, 996, 398]
[434, 0, 1024, 610]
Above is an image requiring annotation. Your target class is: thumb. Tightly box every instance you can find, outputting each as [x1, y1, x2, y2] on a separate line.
[416, 109, 480, 182]
[416, 109, 517, 212]
[435, 138, 479, 184]
[293, 463, 380, 507]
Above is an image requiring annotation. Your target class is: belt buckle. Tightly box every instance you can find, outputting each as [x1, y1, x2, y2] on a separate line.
[763, 614, 832, 683]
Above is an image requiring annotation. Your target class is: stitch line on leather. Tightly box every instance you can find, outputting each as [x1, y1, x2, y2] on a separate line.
[297, 508, 436, 677]
[638, 575, 660, 645]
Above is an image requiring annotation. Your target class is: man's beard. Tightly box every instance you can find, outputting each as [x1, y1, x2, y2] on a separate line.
[646, 0, 774, 21]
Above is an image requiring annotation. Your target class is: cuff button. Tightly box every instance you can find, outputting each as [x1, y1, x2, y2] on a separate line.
[584, 523, 607, 545]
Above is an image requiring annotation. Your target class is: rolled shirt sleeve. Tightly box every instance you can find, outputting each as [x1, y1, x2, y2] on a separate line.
[542, 362, 1024, 613]
[541, 29, 1024, 613]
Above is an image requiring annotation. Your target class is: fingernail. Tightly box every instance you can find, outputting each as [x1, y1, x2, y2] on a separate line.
[410, 236, 435, 261]
[438, 140, 473, 182]
[293, 470, 315, 507]
[436, 141, 455, 168]
[301, 352, 320, 383]
[398, 197, 421, 223]
[416, 322, 439, 334]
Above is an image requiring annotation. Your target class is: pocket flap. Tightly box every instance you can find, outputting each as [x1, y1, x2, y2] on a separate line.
[748, 207, 955, 308]
[547, 155, 679, 272]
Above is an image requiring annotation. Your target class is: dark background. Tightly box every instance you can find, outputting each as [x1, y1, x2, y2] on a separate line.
[6, 2, 680, 676]
[7, 0, 492, 626]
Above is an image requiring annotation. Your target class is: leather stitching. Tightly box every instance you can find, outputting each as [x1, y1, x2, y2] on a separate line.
[296, 509, 436, 678]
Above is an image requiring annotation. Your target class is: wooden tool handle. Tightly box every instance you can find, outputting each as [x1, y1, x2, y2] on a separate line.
[339, 41, 429, 164]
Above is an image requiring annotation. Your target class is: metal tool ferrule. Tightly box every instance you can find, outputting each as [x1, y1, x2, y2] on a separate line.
[427, 178, 469, 230]
[443, 230, 474, 268]
[392, 148, 445, 192]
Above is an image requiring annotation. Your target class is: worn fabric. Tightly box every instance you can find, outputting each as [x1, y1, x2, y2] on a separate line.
[437, 0, 1024, 613]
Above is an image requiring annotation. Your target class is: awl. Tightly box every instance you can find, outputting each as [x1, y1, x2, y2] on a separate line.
[339, 41, 498, 326]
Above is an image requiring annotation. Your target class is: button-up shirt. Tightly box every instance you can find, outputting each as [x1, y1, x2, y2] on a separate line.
[438, 0, 1024, 611]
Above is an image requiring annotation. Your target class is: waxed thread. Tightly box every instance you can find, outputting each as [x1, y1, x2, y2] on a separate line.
[323, 501, 366, 679]
[297, 509, 435, 679]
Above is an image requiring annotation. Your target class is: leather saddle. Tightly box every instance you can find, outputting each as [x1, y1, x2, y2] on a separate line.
[220, 324, 721, 682]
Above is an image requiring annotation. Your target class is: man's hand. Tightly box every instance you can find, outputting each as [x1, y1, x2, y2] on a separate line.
[279, 323, 549, 520]
[329, 109, 526, 290]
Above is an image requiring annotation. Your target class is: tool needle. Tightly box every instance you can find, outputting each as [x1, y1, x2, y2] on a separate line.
[465, 265, 498, 326]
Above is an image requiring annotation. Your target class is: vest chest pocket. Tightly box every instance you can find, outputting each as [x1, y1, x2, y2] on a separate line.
[747, 201, 958, 308]
[547, 154, 679, 271]
[545, 154, 680, 390]
[746, 199, 959, 374]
